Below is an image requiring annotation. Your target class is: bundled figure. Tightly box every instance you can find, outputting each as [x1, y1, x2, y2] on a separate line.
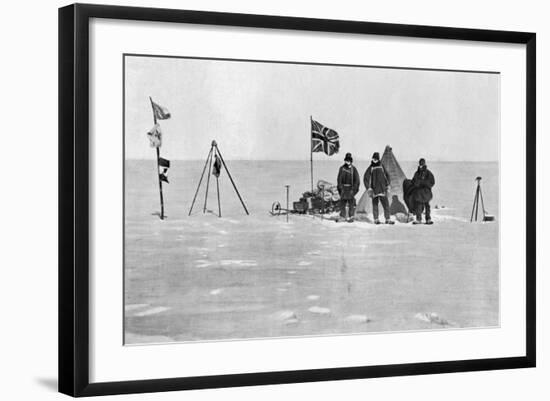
[364, 152, 394, 224]
[337, 152, 360, 222]
[410, 158, 435, 225]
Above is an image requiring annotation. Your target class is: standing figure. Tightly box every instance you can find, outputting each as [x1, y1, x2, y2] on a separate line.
[411, 158, 435, 225]
[364, 152, 394, 224]
[337, 152, 360, 222]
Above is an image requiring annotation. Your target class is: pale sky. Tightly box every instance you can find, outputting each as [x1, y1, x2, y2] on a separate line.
[125, 55, 499, 162]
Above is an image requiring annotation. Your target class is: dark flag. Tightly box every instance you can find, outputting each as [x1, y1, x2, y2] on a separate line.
[311, 119, 340, 156]
[158, 158, 170, 183]
[159, 168, 169, 183]
[213, 154, 222, 178]
[158, 157, 170, 169]
[151, 100, 171, 120]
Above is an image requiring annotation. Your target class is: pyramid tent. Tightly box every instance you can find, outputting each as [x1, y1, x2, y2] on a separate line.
[356, 145, 408, 216]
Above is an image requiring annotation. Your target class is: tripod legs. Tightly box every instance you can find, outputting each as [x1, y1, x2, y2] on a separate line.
[471, 185, 479, 222]
[478, 186, 486, 215]
[203, 149, 214, 213]
[188, 147, 213, 216]
[215, 147, 249, 215]
[470, 182, 487, 222]
[474, 186, 480, 221]
[188, 143, 248, 217]
[216, 176, 221, 218]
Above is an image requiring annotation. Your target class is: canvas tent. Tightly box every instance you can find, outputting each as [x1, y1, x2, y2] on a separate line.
[356, 145, 408, 216]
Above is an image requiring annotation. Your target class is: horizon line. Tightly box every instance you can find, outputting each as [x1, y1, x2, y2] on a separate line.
[125, 158, 499, 163]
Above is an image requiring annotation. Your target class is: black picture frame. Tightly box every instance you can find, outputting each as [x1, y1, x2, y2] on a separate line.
[58, 3, 536, 397]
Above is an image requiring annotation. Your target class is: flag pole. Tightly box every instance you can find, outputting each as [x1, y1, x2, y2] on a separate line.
[149, 96, 165, 220]
[310, 115, 314, 193]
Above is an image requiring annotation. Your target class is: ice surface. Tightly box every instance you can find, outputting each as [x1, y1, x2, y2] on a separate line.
[309, 306, 331, 315]
[124, 160, 499, 343]
[345, 315, 371, 323]
[415, 312, 451, 326]
[124, 303, 149, 312]
[132, 306, 171, 317]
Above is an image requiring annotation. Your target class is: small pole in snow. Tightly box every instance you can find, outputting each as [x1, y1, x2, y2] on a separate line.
[285, 185, 290, 223]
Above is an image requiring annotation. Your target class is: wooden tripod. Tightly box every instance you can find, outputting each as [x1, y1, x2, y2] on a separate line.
[188, 140, 249, 217]
[470, 176, 487, 222]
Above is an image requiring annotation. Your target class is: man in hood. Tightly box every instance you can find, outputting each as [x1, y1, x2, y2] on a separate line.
[411, 158, 435, 225]
[364, 152, 394, 224]
[337, 152, 360, 222]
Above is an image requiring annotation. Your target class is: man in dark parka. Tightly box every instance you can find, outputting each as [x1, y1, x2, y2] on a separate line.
[411, 158, 435, 224]
[337, 152, 360, 221]
[364, 152, 394, 224]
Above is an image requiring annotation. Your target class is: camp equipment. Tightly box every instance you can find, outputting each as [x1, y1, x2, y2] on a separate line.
[470, 176, 495, 222]
[270, 180, 342, 219]
[188, 140, 249, 217]
[270, 185, 292, 223]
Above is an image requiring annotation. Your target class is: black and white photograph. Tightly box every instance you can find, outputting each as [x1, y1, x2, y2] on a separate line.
[1, 0, 544, 399]
[124, 55, 500, 344]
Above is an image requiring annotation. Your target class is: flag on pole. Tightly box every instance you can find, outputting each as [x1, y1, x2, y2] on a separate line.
[159, 169, 169, 183]
[213, 154, 222, 177]
[158, 157, 170, 169]
[311, 119, 340, 156]
[158, 157, 170, 183]
[151, 100, 171, 120]
[147, 123, 162, 148]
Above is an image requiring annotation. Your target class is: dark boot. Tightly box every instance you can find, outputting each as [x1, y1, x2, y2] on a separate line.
[424, 203, 432, 224]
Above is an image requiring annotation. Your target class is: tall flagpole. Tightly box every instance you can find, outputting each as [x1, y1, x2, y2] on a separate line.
[310, 115, 314, 193]
[149, 96, 165, 220]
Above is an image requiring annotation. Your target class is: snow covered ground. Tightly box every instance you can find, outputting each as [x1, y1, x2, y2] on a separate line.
[124, 160, 499, 344]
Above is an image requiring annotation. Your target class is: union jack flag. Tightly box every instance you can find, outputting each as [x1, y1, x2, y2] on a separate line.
[311, 119, 340, 156]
